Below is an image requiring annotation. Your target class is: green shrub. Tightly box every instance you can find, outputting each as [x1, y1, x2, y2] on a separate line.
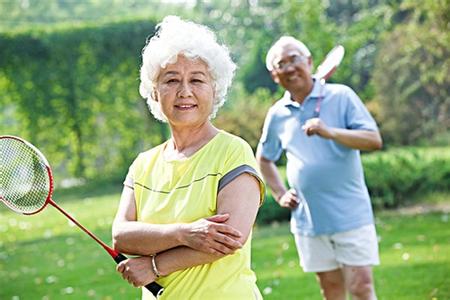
[363, 147, 450, 208]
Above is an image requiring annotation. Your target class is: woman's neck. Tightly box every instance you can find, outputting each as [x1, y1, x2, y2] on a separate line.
[165, 122, 218, 159]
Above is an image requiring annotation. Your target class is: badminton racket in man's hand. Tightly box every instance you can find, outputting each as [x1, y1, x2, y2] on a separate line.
[314, 44, 345, 82]
[0, 135, 164, 297]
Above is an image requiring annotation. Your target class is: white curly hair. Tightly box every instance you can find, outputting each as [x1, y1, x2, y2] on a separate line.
[139, 16, 236, 122]
[265, 36, 311, 71]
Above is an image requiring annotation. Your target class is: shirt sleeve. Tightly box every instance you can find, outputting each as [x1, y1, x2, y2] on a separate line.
[220, 138, 265, 205]
[123, 154, 141, 189]
[257, 108, 283, 161]
[344, 87, 379, 131]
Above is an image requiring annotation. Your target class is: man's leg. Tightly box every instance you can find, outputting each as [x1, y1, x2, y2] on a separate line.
[316, 269, 346, 300]
[342, 265, 377, 300]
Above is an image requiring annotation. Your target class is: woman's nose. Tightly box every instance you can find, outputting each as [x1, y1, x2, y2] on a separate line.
[177, 81, 193, 98]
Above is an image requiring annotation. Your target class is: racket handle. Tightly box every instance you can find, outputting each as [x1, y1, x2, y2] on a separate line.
[114, 253, 164, 297]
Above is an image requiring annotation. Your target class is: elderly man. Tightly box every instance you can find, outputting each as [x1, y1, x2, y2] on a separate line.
[256, 36, 382, 300]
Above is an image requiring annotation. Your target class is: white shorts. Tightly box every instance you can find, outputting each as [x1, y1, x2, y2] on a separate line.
[294, 224, 380, 273]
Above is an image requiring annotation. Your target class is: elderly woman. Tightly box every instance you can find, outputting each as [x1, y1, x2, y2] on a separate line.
[112, 16, 264, 300]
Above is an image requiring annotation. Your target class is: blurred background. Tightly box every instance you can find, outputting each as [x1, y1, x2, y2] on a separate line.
[0, 0, 449, 299]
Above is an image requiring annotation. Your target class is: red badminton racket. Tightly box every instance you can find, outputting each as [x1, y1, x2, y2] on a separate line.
[0, 135, 163, 297]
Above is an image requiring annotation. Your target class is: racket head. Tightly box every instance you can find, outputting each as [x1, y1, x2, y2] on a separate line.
[314, 45, 345, 80]
[0, 135, 54, 215]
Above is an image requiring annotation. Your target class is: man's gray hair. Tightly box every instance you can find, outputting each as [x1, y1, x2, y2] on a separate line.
[265, 36, 311, 71]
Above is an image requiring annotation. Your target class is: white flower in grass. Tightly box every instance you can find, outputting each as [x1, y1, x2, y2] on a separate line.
[45, 275, 57, 284]
[263, 287, 272, 295]
[62, 287, 74, 294]
[57, 259, 65, 267]
[393, 242, 402, 249]
[276, 257, 283, 265]
[19, 221, 31, 230]
[402, 253, 410, 261]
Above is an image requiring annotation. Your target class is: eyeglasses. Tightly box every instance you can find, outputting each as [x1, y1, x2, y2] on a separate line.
[273, 54, 308, 71]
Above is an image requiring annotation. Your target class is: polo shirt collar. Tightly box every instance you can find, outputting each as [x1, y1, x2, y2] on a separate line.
[281, 79, 322, 108]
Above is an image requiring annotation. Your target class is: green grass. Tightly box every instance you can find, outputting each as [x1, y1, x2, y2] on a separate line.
[0, 188, 449, 300]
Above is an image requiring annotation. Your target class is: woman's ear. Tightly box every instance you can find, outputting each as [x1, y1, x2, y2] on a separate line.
[152, 90, 158, 102]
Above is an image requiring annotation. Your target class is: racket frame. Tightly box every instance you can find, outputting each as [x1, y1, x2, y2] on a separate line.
[0, 135, 164, 296]
[313, 44, 345, 81]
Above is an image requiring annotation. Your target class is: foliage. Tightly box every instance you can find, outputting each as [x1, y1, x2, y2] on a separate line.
[0, 0, 188, 32]
[213, 85, 275, 150]
[363, 146, 450, 208]
[0, 19, 168, 180]
[0, 190, 449, 299]
[1, 0, 448, 182]
[372, 0, 450, 145]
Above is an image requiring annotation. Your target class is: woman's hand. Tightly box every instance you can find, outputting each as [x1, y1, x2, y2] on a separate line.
[180, 214, 243, 255]
[117, 256, 156, 288]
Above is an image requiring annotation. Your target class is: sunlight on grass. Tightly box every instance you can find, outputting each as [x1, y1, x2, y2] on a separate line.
[1, 189, 449, 299]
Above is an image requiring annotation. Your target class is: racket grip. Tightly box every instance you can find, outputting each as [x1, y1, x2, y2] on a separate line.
[113, 253, 164, 297]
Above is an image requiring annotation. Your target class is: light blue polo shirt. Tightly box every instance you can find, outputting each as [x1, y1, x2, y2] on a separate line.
[257, 80, 379, 236]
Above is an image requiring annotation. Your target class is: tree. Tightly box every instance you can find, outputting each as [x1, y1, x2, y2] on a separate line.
[372, 0, 449, 145]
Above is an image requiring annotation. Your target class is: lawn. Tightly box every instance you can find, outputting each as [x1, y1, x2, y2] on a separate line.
[0, 185, 449, 299]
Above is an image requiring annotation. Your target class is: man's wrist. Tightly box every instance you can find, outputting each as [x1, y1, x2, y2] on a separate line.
[274, 190, 286, 203]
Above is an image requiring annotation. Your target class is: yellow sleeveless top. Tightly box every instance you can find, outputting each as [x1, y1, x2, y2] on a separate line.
[127, 131, 264, 300]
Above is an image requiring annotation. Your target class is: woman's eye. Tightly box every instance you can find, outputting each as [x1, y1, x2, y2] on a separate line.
[166, 79, 179, 83]
[192, 79, 203, 83]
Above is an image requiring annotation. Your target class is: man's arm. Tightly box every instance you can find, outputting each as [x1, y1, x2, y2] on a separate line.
[256, 152, 299, 209]
[302, 118, 383, 151]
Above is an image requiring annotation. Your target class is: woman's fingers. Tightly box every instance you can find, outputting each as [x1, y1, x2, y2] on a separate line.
[206, 213, 229, 223]
[213, 222, 242, 238]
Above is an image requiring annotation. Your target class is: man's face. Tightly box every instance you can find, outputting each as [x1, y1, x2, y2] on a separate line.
[270, 44, 313, 94]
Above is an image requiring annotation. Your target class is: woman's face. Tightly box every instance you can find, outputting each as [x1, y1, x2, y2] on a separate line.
[155, 55, 215, 129]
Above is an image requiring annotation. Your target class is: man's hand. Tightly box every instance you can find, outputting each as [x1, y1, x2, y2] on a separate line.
[180, 214, 243, 255]
[117, 256, 156, 288]
[302, 118, 334, 139]
[277, 189, 300, 209]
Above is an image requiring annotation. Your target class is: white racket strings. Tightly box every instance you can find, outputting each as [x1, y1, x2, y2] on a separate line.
[0, 138, 50, 213]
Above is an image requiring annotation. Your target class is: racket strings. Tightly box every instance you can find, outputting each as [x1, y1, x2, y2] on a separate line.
[0, 138, 50, 213]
